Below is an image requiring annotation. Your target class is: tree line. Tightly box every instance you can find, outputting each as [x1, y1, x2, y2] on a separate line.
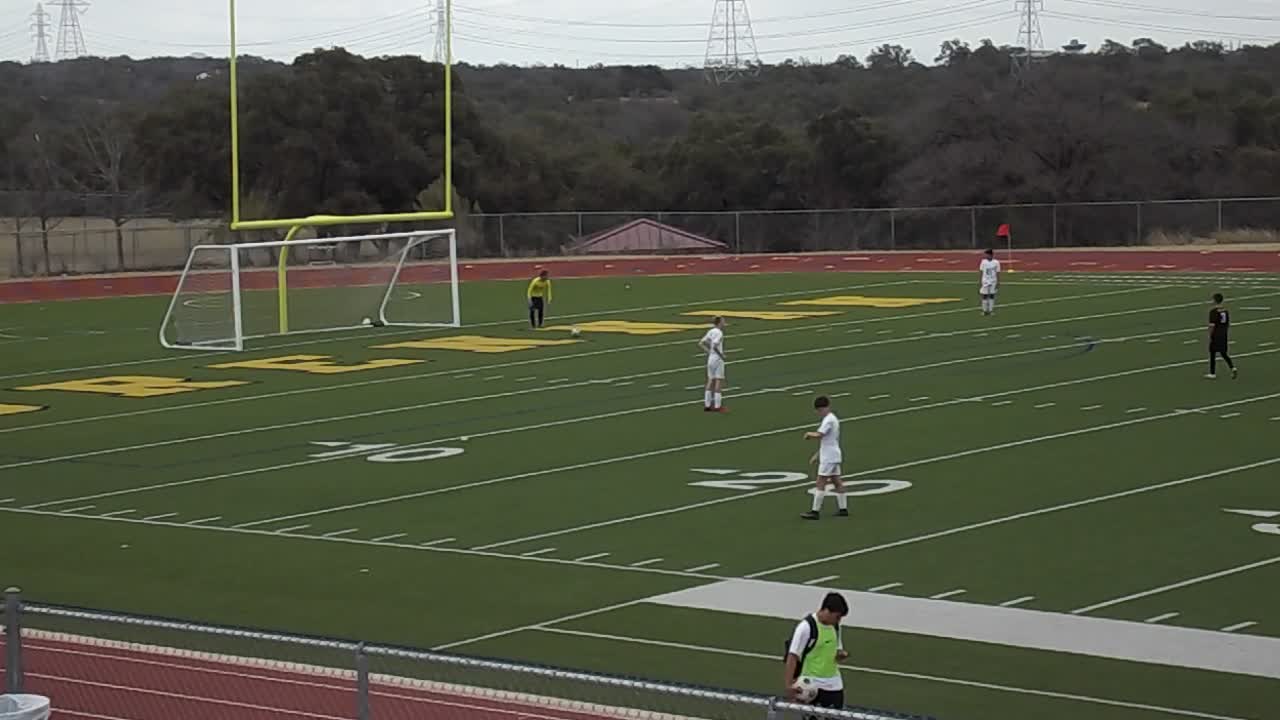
[3, 38, 1280, 258]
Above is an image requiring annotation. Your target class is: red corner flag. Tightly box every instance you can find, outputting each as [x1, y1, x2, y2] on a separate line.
[995, 223, 1011, 238]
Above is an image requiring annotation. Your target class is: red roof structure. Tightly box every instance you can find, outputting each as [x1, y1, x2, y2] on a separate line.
[567, 219, 728, 255]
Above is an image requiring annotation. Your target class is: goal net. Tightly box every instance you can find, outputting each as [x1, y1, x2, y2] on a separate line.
[160, 229, 459, 351]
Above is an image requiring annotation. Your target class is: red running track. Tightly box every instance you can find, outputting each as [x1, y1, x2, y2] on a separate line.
[3, 634, 628, 720]
[2, 249, 1279, 303]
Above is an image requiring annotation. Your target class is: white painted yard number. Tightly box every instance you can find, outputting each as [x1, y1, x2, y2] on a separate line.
[309, 441, 464, 463]
[689, 468, 911, 497]
[1221, 508, 1280, 537]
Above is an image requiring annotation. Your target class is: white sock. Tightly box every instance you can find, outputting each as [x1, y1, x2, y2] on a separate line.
[836, 493, 848, 510]
[811, 490, 824, 512]
[714, 392, 722, 408]
[704, 390, 712, 407]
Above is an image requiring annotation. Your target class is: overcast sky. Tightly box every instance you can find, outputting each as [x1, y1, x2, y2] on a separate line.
[0, 0, 1277, 68]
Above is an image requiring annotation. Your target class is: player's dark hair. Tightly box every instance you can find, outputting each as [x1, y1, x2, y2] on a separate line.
[539, 269, 549, 278]
[821, 592, 849, 615]
[814, 395, 830, 409]
[713, 316, 723, 326]
[984, 248, 994, 257]
[1213, 293, 1224, 304]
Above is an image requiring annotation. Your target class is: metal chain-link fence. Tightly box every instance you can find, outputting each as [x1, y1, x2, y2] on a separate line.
[2, 589, 931, 720]
[4, 197, 1279, 278]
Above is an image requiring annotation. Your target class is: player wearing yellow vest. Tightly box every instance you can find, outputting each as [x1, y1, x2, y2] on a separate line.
[784, 592, 849, 713]
[527, 270, 552, 328]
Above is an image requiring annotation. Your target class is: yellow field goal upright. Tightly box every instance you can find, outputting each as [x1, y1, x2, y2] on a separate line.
[226, 0, 455, 334]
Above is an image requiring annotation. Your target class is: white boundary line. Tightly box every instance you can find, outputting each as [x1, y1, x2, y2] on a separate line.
[0, 284, 1167, 439]
[530, 627, 1250, 720]
[1072, 555, 1280, 615]
[3, 291, 1238, 472]
[0, 278, 922, 384]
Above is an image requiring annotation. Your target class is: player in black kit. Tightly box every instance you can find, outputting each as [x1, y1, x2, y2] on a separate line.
[1207, 293, 1237, 380]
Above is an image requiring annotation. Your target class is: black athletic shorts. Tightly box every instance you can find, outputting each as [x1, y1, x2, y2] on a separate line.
[803, 689, 844, 718]
[1210, 335, 1228, 353]
[530, 297, 545, 310]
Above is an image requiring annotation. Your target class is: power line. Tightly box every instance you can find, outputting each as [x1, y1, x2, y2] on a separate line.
[1042, 10, 1275, 41]
[1060, 0, 1280, 22]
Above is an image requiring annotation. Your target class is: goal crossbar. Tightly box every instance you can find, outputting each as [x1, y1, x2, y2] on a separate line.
[159, 229, 460, 352]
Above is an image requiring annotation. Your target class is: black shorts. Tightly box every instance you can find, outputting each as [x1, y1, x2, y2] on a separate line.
[1210, 336, 1228, 353]
[530, 297, 545, 310]
[803, 689, 844, 718]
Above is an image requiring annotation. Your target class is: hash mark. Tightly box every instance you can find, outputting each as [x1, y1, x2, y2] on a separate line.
[909, 396, 930, 402]
[323, 528, 360, 538]
[877, 330, 893, 335]
[549, 378, 571, 384]
[188, 516, 223, 525]
[63, 505, 95, 513]
[1183, 339, 1197, 345]
[1034, 402, 1056, 409]
[100, 509, 136, 518]
[371, 533, 407, 543]
[930, 589, 967, 600]
[804, 575, 841, 586]
[421, 537, 456, 546]
[143, 512, 178, 521]
[1082, 404, 1103, 411]
[0, 498, 14, 504]
[1145, 338, 1162, 344]
[1220, 413, 1242, 419]
[792, 390, 813, 397]
[1007, 334, 1022, 339]
[649, 383, 669, 388]
[453, 374, 474, 379]
[614, 381, 634, 387]
[1220, 621, 1257, 633]
[847, 329, 864, 333]
[630, 557, 665, 567]
[869, 394, 891, 401]
[831, 392, 852, 398]
[685, 563, 721, 573]
[574, 552, 611, 562]
[522, 547, 558, 557]
[1000, 596, 1035, 607]
[1261, 341, 1276, 347]
[991, 400, 1013, 407]
[1144, 612, 1179, 624]
[1125, 407, 1147, 414]
[276, 524, 310, 534]
[515, 376, 537, 382]
[867, 582, 903, 592]
[484, 375, 505, 381]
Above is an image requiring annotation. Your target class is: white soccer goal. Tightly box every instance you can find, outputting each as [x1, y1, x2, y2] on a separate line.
[159, 229, 459, 351]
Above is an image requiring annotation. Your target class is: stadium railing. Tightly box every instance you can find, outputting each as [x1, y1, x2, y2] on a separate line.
[4, 196, 1279, 278]
[1, 589, 932, 720]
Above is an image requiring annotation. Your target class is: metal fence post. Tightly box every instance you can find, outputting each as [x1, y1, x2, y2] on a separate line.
[1216, 199, 1223, 233]
[5, 587, 23, 693]
[356, 642, 370, 720]
[969, 208, 977, 248]
[734, 212, 742, 253]
[498, 214, 507, 258]
[576, 213, 583, 239]
[1052, 205, 1058, 248]
[889, 209, 897, 251]
[1135, 202, 1143, 245]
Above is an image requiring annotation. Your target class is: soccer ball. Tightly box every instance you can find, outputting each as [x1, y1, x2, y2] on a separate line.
[361, 317, 372, 326]
[792, 677, 819, 703]
[570, 327, 582, 338]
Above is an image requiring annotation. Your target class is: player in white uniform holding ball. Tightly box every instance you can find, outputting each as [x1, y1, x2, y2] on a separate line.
[699, 316, 727, 412]
[802, 396, 847, 520]
[979, 248, 1001, 316]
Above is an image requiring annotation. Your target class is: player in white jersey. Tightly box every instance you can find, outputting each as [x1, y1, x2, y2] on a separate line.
[979, 248, 1001, 316]
[698, 316, 727, 412]
[802, 396, 847, 520]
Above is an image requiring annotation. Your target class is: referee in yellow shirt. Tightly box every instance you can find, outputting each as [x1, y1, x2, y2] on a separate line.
[527, 269, 552, 328]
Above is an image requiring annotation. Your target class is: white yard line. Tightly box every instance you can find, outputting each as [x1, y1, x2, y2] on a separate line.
[930, 589, 967, 600]
[1221, 621, 1257, 633]
[5, 296, 1210, 473]
[0, 286, 1176, 440]
[752, 452, 1280, 580]
[433, 598, 648, 651]
[1144, 612, 1179, 624]
[36, 322, 1238, 520]
[867, 582, 903, 592]
[476, 389, 1280, 553]
[1000, 596, 1035, 607]
[1072, 555, 1280, 615]
[532, 627, 1252, 720]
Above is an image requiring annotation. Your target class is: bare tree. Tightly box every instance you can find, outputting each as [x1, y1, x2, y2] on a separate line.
[75, 110, 150, 271]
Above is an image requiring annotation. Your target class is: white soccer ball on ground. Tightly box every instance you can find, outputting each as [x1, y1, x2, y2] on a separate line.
[361, 317, 372, 326]
[570, 327, 582, 338]
[792, 677, 819, 703]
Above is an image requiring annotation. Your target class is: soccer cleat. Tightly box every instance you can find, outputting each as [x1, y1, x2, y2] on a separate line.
[1204, 373, 1216, 379]
[1232, 367, 1239, 380]
[714, 406, 729, 413]
[835, 509, 849, 517]
[801, 511, 820, 521]
[704, 406, 714, 412]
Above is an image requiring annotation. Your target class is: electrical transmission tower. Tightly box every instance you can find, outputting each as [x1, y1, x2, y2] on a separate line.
[431, 0, 448, 63]
[1013, 0, 1044, 74]
[52, 0, 89, 60]
[30, 4, 52, 63]
[704, 0, 759, 84]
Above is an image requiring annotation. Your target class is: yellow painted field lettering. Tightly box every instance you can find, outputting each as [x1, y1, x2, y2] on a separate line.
[375, 336, 580, 354]
[17, 376, 249, 398]
[0, 403, 45, 416]
[210, 355, 422, 375]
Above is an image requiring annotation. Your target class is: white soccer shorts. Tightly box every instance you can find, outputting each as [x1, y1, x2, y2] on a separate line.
[707, 356, 726, 380]
[981, 284, 997, 296]
[818, 462, 841, 477]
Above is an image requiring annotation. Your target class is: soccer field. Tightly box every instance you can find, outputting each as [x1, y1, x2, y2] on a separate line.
[2, 268, 1279, 720]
